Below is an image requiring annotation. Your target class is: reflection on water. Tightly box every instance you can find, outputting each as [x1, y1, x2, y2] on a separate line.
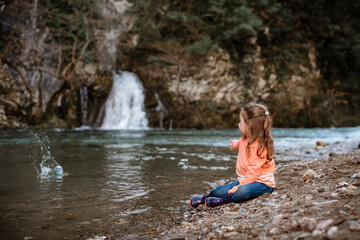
[0, 127, 359, 239]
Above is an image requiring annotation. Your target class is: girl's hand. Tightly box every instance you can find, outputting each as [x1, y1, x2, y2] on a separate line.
[228, 185, 239, 194]
[228, 139, 234, 150]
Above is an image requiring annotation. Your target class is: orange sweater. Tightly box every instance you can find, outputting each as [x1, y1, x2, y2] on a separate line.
[229, 138, 275, 193]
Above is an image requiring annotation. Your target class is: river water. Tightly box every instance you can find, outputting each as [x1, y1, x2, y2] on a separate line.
[0, 127, 359, 239]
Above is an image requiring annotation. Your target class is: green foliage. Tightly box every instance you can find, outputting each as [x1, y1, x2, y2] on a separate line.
[185, 36, 218, 56]
[39, 0, 96, 64]
[129, 0, 274, 60]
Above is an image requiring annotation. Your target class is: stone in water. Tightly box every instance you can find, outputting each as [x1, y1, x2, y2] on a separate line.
[54, 166, 63, 175]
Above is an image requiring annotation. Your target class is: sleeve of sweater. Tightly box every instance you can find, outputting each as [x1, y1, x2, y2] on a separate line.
[239, 144, 267, 186]
[231, 138, 241, 150]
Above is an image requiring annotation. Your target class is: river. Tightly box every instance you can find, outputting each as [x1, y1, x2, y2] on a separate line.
[0, 127, 359, 239]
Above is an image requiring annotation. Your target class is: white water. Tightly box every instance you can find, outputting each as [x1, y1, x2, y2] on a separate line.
[101, 71, 148, 129]
[30, 131, 66, 179]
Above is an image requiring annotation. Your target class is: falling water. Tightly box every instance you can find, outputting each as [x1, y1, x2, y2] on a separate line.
[101, 71, 148, 129]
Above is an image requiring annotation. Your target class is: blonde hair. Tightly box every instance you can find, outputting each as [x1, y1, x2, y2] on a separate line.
[241, 103, 274, 161]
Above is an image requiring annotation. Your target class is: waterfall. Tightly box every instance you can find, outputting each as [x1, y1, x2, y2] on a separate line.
[101, 71, 148, 129]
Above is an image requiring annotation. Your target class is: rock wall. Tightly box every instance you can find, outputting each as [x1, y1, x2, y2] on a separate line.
[126, 36, 323, 129]
[0, 62, 28, 129]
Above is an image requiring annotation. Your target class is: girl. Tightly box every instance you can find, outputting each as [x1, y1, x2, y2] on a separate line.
[190, 103, 275, 208]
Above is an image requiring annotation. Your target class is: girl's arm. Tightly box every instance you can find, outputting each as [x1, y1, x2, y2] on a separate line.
[228, 139, 241, 150]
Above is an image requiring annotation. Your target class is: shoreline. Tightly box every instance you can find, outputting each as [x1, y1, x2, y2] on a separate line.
[160, 150, 360, 240]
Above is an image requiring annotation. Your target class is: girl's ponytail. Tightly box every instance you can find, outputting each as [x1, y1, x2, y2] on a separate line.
[264, 113, 274, 161]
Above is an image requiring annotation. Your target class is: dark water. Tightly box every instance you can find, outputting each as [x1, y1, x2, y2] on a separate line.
[0, 128, 359, 239]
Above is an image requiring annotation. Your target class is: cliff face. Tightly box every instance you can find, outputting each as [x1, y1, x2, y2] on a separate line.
[121, 36, 324, 129]
[0, 0, 359, 129]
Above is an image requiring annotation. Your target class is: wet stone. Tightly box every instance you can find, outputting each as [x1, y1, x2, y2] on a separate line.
[81, 221, 92, 225]
[318, 186, 330, 192]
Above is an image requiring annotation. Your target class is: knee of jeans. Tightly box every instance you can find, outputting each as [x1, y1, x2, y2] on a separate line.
[211, 189, 221, 197]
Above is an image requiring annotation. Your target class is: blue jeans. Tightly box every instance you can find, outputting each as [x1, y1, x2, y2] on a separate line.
[211, 181, 273, 203]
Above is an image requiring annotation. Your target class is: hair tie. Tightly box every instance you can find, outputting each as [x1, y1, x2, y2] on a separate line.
[265, 111, 269, 116]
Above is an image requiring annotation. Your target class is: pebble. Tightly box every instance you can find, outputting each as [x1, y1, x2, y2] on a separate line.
[312, 229, 322, 237]
[299, 217, 317, 231]
[330, 192, 339, 198]
[315, 219, 334, 231]
[316, 141, 327, 146]
[81, 221, 92, 225]
[181, 221, 193, 227]
[223, 231, 240, 238]
[337, 181, 349, 187]
[272, 214, 283, 224]
[280, 194, 287, 200]
[351, 173, 357, 179]
[314, 173, 324, 179]
[269, 228, 280, 235]
[347, 220, 360, 231]
[302, 169, 316, 179]
[318, 186, 330, 192]
[221, 225, 235, 232]
[327, 226, 338, 238]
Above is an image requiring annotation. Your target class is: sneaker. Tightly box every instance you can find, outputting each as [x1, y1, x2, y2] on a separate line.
[205, 197, 222, 208]
[190, 196, 205, 208]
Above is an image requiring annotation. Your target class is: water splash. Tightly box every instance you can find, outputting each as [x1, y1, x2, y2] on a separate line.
[101, 71, 148, 129]
[30, 131, 66, 179]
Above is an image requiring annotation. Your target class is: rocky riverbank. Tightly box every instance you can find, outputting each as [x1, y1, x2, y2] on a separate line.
[161, 151, 360, 240]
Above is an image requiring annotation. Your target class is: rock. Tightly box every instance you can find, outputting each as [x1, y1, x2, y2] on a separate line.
[351, 173, 357, 179]
[302, 169, 317, 179]
[347, 185, 358, 191]
[312, 200, 338, 208]
[223, 231, 240, 238]
[327, 226, 338, 238]
[305, 195, 313, 200]
[81, 221, 92, 225]
[269, 228, 280, 235]
[260, 202, 281, 208]
[280, 194, 287, 200]
[337, 181, 349, 187]
[347, 220, 360, 231]
[221, 226, 235, 232]
[272, 214, 284, 224]
[330, 192, 339, 198]
[314, 173, 324, 179]
[315, 219, 334, 232]
[318, 186, 330, 193]
[312, 230, 322, 237]
[316, 141, 327, 146]
[315, 147, 320, 151]
[296, 233, 311, 239]
[178, 205, 188, 211]
[181, 221, 193, 227]
[299, 217, 317, 231]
